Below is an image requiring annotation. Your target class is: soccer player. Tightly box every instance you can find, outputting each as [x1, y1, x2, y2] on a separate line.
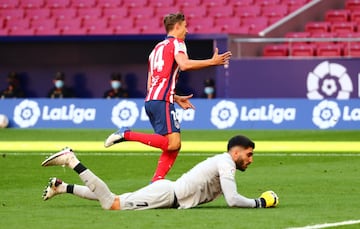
[41, 135, 279, 210]
[104, 12, 232, 183]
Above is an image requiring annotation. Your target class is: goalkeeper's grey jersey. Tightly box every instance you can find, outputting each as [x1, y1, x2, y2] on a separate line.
[173, 153, 256, 209]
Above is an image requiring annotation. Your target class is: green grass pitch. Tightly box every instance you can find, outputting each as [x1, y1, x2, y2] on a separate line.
[0, 129, 360, 229]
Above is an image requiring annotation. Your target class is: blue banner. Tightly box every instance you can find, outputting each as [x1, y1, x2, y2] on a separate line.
[0, 98, 359, 130]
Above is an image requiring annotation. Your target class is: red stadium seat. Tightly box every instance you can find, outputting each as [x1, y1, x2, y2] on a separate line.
[202, 0, 227, 7]
[154, 6, 181, 18]
[193, 26, 222, 34]
[82, 18, 108, 28]
[255, 0, 281, 7]
[129, 7, 154, 19]
[228, 0, 254, 7]
[0, 9, 25, 20]
[20, 0, 45, 8]
[114, 27, 140, 34]
[87, 27, 113, 35]
[305, 21, 331, 33]
[34, 27, 61, 35]
[289, 44, 316, 56]
[108, 17, 134, 29]
[71, 0, 97, 8]
[242, 16, 269, 33]
[214, 17, 241, 31]
[262, 5, 288, 17]
[285, 31, 310, 44]
[207, 5, 234, 18]
[350, 11, 360, 23]
[181, 5, 207, 19]
[56, 18, 82, 30]
[175, 0, 201, 8]
[51, 8, 77, 20]
[8, 27, 34, 35]
[187, 17, 214, 33]
[46, 0, 71, 8]
[227, 25, 250, 34]
[310, 32, 338, 44]
[325, 10, 350, 23]
[234, 5, 261, 18]
[140, 26, 165, 34]
[134, 17, 161, 30]
[96, 0, 122, 8]
[31, 18, 56, 29]
[346, 0, 360, 11]
[331, 21, 357, 33]
[77, 7, 102, 20]
[122, 0, 148, 8]
[103, 7, 128, 19]
[263, 44, 288, 57]
[317, 43, 343, 57]
[0, 0, 19, 9]
[343, 42, 360, 56]
[61, 27, 87, 35]
[5, 18, 30, 29]
[26, 8, 51, 20]
[148, 0, 175, 7]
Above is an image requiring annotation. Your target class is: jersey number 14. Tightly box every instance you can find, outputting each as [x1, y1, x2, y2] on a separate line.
[149, 45, 165, 73]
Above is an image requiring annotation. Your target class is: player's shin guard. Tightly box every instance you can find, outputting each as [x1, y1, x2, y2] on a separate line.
[125, 131, 169, 151]
[79, 169, 117, 210]
[151, 150, 179, 182]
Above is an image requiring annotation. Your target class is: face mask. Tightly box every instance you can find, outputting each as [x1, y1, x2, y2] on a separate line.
[204, 86, 214, 95]
[55, 80, 64, 89]
[111, 81, 121, 90]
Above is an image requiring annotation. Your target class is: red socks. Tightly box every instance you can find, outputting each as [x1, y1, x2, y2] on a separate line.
[151, 150, 179, 182]
[124, 131, 169, 151]
[123, 131, 179, 182]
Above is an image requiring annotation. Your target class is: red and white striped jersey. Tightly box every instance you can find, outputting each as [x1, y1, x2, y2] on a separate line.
[145, 37, 188, 103]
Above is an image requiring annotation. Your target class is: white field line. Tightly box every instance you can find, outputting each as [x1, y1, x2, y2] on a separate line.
[287, 219, 360, 229]
[2, 152, 360, 157]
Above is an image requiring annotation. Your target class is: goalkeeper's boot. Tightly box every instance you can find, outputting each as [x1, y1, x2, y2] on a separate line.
[42, 177, 63, 201]
[41, 147, 76, 167]
[104, 127, 130, 148]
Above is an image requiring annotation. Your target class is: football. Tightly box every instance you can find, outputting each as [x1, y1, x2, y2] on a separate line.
[0, 114, 9, 128]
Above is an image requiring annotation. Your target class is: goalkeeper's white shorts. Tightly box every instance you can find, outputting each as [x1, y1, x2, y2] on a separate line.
[119, 179, 178, 210]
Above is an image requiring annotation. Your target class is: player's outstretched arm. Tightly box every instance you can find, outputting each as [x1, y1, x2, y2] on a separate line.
[175, 48, 232, 71]
[174, 94, 195, 110]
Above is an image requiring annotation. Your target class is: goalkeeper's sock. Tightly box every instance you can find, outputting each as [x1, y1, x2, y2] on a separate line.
[125, 131, 169, 151]
[151, 150, 179, 182]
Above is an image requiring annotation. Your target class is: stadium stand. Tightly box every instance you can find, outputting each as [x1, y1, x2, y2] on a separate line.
[264, 0, 360, 57]
[0, 0, 311, 36]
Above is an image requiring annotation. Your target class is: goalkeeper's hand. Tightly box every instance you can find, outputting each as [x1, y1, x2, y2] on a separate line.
[256, 190, 279, 208]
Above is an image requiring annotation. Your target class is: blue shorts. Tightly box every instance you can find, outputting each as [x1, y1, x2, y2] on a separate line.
[145, 100, 180, 135]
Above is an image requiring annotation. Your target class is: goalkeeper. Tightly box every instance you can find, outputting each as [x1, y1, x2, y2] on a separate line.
[41, 135, 279, 210]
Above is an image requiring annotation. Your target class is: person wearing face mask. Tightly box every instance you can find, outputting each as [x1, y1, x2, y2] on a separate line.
[47, 72, 75, 98]
[1, 72, 25, 99]
[103, 73, 128, 99]
[202, 78, 216, 99]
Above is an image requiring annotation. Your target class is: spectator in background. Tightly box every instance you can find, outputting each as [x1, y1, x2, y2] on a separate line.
[202, 78, 216, 99]
[103, 73, 128, 99]
[0, 72, 25, 99]
[47, 72, 75, 98]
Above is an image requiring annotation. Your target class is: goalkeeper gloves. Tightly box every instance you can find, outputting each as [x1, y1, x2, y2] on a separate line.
[255, 190, 279, 208]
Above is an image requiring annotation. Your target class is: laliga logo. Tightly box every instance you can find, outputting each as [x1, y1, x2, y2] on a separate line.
[312, 100, 341, 129]
[211, 100, 239, 129]
[111, 100, 139, 128]
[13, 99, 41, 128]
[307, 61, 353, 99]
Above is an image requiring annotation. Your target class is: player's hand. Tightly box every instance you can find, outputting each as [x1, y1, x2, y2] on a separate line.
[258, 190, 279, 208]
[174, 94, 195, 110]
[212, 48, 232, 66]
